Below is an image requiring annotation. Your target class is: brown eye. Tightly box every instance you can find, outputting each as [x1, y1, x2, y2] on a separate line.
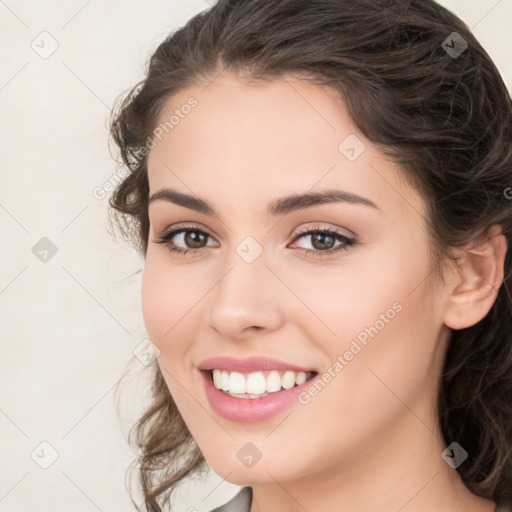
[154, 224, 357, 258]
[290, 227, 357, 257]
[183, 230, 208, 248]
[309, 232, 336, 250]
[154, 226, 218, 255]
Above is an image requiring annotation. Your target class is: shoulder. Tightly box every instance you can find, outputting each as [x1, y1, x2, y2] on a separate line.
[209, 487, 253, 512]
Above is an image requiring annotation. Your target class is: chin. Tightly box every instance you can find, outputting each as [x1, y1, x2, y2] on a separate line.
[210, 467, 273, 486]
[205, 449, 301, 486]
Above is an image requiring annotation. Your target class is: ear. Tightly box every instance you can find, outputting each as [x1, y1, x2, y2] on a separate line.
[443, 225, 508, 330]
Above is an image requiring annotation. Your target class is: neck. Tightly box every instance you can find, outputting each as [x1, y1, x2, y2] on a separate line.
[249, 412, 496, 512]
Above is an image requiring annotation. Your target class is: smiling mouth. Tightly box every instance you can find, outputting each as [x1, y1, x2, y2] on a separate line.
[204, 368, 318, 399]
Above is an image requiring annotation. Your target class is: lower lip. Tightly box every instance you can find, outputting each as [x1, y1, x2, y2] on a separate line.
[199, 370, 315, 423]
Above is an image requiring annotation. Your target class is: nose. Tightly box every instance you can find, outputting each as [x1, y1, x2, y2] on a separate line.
[205, 247, 284, 340]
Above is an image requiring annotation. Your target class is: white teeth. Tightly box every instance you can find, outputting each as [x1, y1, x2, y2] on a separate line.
[213, 369, 222, 389]
[211, 369, 312, 397]
[295, 371, 307, 385]
[228, 372, 246, 394]
[221, 370, 230, 392]
[246, 372, 266, 394]
[266, 371, 282, 392]
[282, 371, 296, 390]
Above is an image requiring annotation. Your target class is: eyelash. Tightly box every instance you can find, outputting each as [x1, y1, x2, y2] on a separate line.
[154, 223, 357, 258]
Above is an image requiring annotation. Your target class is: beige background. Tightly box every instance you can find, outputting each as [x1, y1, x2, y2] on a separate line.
[0, 1, 510, 510]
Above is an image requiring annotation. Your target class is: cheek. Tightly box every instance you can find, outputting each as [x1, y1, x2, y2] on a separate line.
[141, 260, 191, 402]
[141, 253, 196, 339]
[141, 261, 167, 339]
[140, 257, 191, 380]
[300, 240, 439, 397]
[141, 253, 209, 380]
[284, 248, 412, 346]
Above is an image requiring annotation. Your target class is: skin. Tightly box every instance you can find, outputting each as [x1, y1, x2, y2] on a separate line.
[142, 71, 506, 512]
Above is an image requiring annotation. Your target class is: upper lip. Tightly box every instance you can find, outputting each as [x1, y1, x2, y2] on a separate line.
[198, 356, 317, 374]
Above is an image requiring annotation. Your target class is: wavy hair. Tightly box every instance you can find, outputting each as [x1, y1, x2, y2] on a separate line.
[108, 0, 512, 510]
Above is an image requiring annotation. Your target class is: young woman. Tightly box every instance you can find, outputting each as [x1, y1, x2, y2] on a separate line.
[108, 0, 512, 510]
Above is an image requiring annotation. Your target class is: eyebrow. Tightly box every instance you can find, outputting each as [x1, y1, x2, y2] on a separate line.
[148, 187, 379, 216]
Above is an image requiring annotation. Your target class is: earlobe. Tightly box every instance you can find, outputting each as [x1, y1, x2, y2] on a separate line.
[443, 225, 508, 330]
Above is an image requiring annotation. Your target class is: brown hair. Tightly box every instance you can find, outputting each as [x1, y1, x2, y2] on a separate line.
[108, 0, 512, 510]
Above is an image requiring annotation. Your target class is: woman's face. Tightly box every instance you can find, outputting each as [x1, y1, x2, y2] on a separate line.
[142, 72, 455, 486]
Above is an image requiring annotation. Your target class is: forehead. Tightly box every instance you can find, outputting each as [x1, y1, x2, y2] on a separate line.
[146, 72, 424, 221]
[149, 72, 356, 165]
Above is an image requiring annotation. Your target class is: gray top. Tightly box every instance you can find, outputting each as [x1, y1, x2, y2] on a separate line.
[210, 487, 252, 512]
[209, 487, 512, 512]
